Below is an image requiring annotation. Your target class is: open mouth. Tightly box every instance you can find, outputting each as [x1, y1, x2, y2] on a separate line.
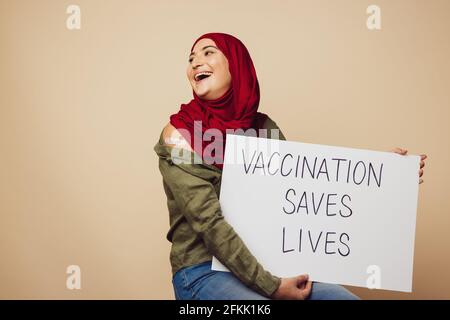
[194, 71, 213, 82]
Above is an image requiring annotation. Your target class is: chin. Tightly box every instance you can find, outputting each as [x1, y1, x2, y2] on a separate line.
[194, 89, 211, 99]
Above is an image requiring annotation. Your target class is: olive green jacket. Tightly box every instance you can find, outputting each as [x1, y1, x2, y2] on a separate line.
[154, 117, 286, 297]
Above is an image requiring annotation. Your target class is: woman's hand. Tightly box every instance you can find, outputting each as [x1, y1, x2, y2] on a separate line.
[271, 275, 312, 300]
[390, 147, 427, 184]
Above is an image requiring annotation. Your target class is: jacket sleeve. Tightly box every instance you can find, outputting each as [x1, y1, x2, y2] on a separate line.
[264, 117, 287, 141]
[158, 157, 281, 297]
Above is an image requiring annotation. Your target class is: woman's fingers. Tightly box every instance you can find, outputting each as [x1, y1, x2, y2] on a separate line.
[419, 155, 426, 184]
[301, 281, 313, 299]
[296, 274, 309, 287]
[390, 149, 426, 184]
[391, 147, 408, 155]
[292, 275, 312, 300]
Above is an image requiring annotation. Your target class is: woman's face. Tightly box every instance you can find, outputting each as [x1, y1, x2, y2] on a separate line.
[187, 38, 232, 100]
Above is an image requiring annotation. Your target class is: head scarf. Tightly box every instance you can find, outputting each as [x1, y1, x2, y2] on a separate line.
[169, 32, 268, 169]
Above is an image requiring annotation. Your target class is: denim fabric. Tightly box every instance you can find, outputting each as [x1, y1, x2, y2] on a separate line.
[172, 260, 360, 300]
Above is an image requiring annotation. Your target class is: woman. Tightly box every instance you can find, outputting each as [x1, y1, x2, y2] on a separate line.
[154, 33, 427, 300]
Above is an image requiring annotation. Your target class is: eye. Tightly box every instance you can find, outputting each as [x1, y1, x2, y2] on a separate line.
[188, 57, 193, 63]
[205, 50, 214, 56]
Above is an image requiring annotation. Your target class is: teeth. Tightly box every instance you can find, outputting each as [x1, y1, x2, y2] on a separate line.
[195, 72, 212, 81]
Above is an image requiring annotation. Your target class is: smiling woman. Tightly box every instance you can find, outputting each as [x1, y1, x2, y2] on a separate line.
[154, 32, 360, 301]
[187, 41, 232, 100]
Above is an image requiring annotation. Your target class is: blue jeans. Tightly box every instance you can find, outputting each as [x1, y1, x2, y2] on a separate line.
[172, 261, 360, 300]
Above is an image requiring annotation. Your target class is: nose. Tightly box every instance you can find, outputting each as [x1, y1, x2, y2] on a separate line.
[190, 56, 204, 70]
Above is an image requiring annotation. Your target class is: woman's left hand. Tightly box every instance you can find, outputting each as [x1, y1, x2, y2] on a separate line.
[390, 147, 427, 184]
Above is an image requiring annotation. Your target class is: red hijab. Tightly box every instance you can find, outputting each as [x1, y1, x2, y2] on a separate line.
[169, 33, 268, 169]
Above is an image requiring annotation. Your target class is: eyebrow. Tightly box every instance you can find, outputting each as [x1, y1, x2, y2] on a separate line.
[189, 45, 218, 57]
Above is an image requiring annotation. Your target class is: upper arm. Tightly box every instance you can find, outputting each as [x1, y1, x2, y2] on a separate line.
[162, 123, 194, 151]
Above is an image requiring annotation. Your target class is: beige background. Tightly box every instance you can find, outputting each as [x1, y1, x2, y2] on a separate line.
[0, 0, 449, 299]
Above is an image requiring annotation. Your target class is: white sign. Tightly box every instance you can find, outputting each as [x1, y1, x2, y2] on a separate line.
[212, 134, 420, 292]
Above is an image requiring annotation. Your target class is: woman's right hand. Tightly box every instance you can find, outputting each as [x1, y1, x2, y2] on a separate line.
[271, 275, 312, 300]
